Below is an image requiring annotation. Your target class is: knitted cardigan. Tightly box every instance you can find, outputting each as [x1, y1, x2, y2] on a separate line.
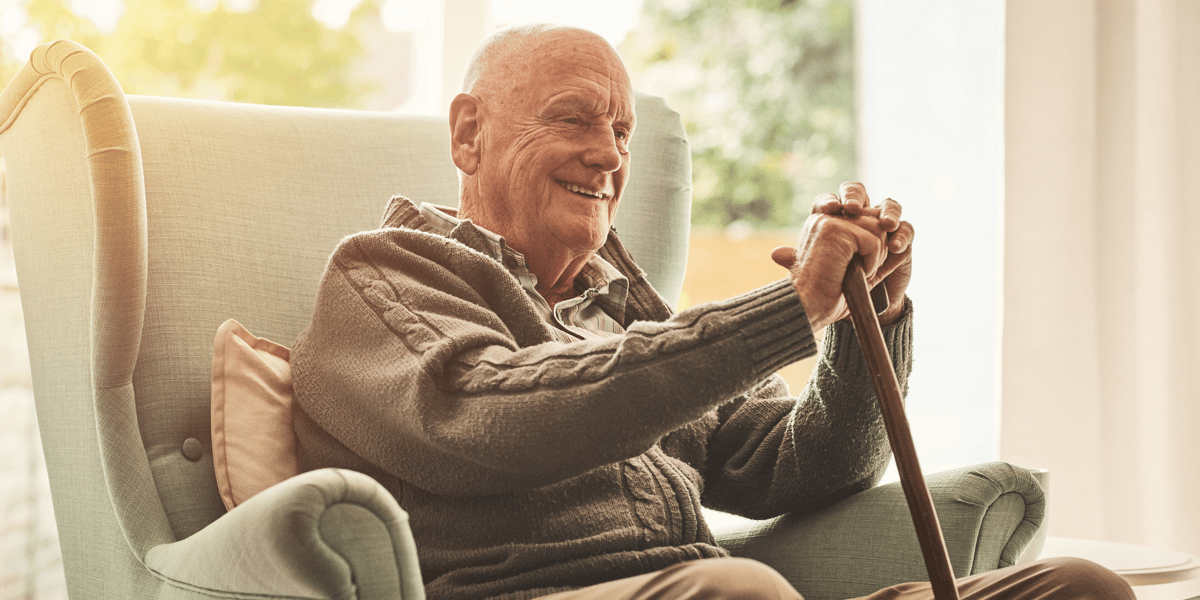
[292, 197, 914, 599]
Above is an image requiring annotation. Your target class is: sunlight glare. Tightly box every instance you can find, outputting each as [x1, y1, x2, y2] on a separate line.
[11, 27, 37, 62]
[188, 0, 219, 12]
[224, 0, 258, 13]
[380, 0, 429, 33]
[69, 0, 124, 35]
[490, 0, 644, 47]
[312, 0, 363, 30]
[0, 1, 26, 36]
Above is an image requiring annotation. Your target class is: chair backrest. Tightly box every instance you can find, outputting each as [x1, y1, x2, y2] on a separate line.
[0, 40, 691, 598]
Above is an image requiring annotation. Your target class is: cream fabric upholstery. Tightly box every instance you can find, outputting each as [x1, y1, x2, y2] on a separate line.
[2, 39, 435, 599]
[0, 40, 1042, 600]
[715, 462, 1046, 600]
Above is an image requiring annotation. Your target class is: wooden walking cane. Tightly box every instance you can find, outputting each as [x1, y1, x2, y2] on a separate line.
[842, 256, 960, 600]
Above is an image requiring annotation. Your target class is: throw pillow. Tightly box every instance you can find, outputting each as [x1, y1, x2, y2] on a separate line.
[210, 319, 297, 511]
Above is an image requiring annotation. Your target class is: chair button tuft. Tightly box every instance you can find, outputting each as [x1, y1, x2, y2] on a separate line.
[182, 438, 203, 462]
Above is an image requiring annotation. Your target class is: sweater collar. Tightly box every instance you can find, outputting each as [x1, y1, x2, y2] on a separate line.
[380, 195, 672, 325]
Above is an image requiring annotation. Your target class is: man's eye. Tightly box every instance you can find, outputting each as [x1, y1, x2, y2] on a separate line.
[562, 117, 580, 125]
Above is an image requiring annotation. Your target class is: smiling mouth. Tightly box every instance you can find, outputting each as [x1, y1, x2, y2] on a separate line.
[558, 180, 611, 199]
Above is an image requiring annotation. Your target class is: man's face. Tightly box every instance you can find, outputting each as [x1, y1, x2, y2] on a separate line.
[475, 32, 635, 260]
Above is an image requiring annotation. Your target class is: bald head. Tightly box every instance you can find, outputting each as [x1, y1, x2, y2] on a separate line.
[461, 24, 630, 101]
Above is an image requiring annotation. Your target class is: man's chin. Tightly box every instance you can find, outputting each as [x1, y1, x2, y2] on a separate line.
[555, 228, 610, 256]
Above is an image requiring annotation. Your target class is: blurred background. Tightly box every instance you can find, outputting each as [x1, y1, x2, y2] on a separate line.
[0, 0, 1004, 597]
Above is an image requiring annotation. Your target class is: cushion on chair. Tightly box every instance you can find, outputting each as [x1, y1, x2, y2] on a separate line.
[210, 319, 297, 510]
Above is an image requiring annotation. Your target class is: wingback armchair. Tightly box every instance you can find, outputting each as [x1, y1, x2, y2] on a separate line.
[0, 40, 1045, 600]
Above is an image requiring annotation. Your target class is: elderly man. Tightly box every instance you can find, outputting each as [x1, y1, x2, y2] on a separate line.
[292, 24, 1132, 600]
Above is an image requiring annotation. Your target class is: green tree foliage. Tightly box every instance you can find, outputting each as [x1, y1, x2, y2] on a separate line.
[2, 0, 373, 108]
[622, 0, 857, 228]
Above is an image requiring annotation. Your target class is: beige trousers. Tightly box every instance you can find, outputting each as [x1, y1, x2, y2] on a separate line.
[536, 556, 1136, 600]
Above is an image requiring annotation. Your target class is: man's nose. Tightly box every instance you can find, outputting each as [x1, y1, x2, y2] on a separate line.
[581, 130, 623, 173]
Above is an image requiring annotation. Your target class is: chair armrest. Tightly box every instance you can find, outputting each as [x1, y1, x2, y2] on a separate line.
[714, 461, 1045, 600]
[144, 469, 424, 600]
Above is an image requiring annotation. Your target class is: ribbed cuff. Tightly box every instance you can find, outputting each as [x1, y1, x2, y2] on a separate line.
[723, 279, 818, 381]
[822, 296, 914, 387]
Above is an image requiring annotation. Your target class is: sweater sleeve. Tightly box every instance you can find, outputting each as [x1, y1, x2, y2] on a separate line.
[686, 298, 913, 520]
[291, 228, 819, 497]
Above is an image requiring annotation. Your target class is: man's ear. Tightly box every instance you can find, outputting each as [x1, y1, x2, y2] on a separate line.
[449, 93, 483, 176]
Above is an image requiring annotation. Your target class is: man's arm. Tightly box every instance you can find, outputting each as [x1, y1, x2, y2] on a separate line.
[668, 182, 916, 519]
[294, 183, 912, 501]
[292, 228, 819, 498]
[682, 301, 912, 520]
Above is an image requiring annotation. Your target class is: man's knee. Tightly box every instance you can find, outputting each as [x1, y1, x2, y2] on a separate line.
[671, 558, 803, 600]
[1029, 557, 1135, 599]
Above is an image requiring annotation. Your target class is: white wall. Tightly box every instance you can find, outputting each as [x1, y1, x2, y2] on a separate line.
[1001, 0, 1200, 555]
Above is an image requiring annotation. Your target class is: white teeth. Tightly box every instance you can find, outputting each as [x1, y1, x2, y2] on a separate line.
[561, 181, 606, 198]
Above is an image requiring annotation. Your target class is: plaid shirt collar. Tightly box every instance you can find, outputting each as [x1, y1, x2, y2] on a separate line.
[418, 204, 629, 337]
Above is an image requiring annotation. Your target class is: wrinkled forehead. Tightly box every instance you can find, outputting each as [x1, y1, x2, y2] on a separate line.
[519, 33, 635, 120]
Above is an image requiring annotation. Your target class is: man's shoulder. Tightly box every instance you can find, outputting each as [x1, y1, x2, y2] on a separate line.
[328, 224, 488, 275]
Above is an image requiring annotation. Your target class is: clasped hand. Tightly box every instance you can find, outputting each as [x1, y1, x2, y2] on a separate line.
[772, 181, 914, 332]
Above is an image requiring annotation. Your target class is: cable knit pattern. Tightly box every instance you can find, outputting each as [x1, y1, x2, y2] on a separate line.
[292, 197, 914, 599]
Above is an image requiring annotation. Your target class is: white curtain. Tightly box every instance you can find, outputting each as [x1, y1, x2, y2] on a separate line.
[1001, 0, 1200, 555]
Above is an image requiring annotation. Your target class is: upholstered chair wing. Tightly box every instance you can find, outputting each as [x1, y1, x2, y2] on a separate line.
[0, 40, 1043, 600]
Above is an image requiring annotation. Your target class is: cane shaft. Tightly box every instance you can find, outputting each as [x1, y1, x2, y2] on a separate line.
[842, 257, 959, 600]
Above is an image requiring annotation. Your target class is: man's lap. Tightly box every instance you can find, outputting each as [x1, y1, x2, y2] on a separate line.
[534, 556, 1135, 600]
